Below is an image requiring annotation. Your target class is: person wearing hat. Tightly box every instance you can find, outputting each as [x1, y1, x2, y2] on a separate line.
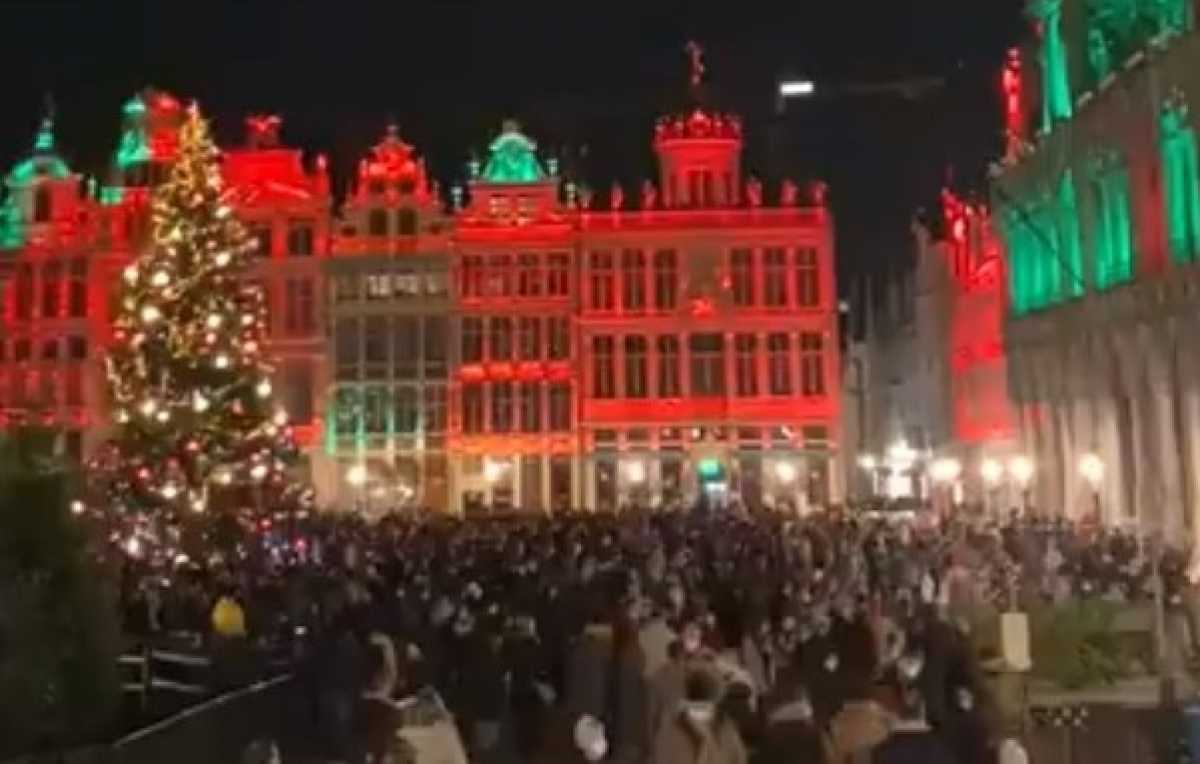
[652, 669, 747, 764]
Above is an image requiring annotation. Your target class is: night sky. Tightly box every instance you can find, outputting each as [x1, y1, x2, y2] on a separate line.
[2, 1, 1025, 284]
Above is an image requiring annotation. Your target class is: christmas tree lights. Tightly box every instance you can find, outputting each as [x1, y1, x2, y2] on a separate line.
[96, 104, 296, 520]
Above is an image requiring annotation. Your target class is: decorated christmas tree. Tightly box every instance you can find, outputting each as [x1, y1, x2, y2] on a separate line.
[98, 104, 294, 520]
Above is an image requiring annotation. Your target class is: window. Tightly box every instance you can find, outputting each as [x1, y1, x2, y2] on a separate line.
[394, 386, 419, 433]
[764, 248, 788, 307]
[689, 333, 725, 397]
[485, 255, 512, 297]
[735, 334, 758, 397]
[67, 336, 87, 360]
[366, 273, 391, 300]
[396, 208, 418, 236]
[423, 316, 448, 372]
[33, 186, 51, 223]
[251, 224, 272, 258]
[335, 274, 360, 302]
[461, 255, 484, 298]
[14, 339, 30, 361]
[519, 382, 541, 432]
[461, 317, 483, 363]
[657, 335, 681, 397]
[592, 335, 616, 398]
[285, 278, 315, 334]
[1092, 166, 1134, 289]
[368, 209, 388, 236]
[393, 316, 420, 379]
[549, 383, 571, 431]
[42, 261, 61, 318]
[621, 249, 646, 312]
[334, 387, 361, 436]
[1161, 104, 1200, 264]
[547, 253, 570, 296]
[589, 251, 615, 310]
[518, 316, 541, 360]
[335, 319, 360, 379]
[768, 333, 793, 395]
[393, 270, 421, 297]
[280, 361, 314, 424]
[491, 381, 513, 432]
[653, 249, 678, 310]
[800, 332, 825, 396]
[462, 384, 485, 433]
[424, 384, 447, 432]
[489, 316, 513, 360]
[425, 272, 448, 296]
[794, 248, 819, 307]
[731, 249, 754, 306]
[42, 339, 58, 360]
[68, 259, 86, 318]
[286, 220, 314, 256]
[517, 254, 542, 297]
[15, 264, 32, 321]
[547, 316, 570, 360]
[65, 368, 83, 407]
[364, 316, 388, 377]
[624, 335, 648, 398]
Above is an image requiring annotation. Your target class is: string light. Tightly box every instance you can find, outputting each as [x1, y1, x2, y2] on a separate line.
[255, 379, 272, 397]
[206, 313, 223, 329]
[151, 270, 171, 287]
[214, 353, 230, 369]
[193, 392, 210, 412]
[139, 398, 158, 417]
[250, 464, 268, 481]
[215, 252, 231, 267]
[123, 265, 139, 285]
[161, 483, 179, 499]
[140, 305, 162, 324]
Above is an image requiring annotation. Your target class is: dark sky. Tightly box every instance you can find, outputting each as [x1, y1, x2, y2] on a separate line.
[2, 1, 1025, 282]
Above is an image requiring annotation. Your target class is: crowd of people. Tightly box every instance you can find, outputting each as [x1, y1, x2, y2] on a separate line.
[116, 504, 1200, 763]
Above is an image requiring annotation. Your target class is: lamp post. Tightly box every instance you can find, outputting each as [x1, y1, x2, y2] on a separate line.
[774, 460, 798, 514]
[981, 458, 1004, 520]
[1008, 456, 1034, 516]
[623, 459, 648, 510]
[1078, 452, 1104, 525]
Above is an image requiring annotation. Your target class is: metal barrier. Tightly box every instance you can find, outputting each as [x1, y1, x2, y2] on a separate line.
[118, 645, 211, 711]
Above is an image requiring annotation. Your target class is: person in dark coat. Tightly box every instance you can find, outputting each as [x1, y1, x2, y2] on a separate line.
[870, 688, 955, 764]
[754, 684, 825, 764]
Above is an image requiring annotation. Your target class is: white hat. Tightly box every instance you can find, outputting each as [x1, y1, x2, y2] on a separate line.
[998, 738, 1029, 764]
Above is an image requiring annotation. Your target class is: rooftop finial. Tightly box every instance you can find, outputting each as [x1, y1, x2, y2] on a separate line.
[34, 92, 56, 153]
[685, 40, 705, 91]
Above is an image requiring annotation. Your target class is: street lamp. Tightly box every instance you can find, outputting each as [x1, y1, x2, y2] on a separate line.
[774, 461, 798, 485]
[623, 459, 647, 485]
[1078, 452, 1104, 523]
[857, 454, 878, 496]
[1008, 456, 1034, 515]
[346, 463, 368, 512]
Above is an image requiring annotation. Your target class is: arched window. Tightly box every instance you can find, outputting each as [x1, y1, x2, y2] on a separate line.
[33, 186, 51, 223]
[368, 209, 388, 237]
[397, 208, 418, 236]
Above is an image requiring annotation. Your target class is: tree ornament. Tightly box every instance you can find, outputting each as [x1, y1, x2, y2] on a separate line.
[151, 270, 171, 287]
[140, 305, 162, 324]
[255, 379, 272, 397]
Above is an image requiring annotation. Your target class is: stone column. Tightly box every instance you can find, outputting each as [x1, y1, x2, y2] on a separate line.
[756, 332, 768, 397]
[679, 331, 690, 398]
[724, 331, 736, 399]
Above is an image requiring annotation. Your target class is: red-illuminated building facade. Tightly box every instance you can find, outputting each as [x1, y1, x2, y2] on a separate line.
[0, 89, 840, 513]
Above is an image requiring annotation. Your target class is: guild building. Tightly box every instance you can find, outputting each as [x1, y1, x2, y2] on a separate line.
[994, 0, 1200, 544]
[0, 85, 840, 514]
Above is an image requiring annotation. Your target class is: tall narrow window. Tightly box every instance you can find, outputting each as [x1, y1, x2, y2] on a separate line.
[794, 247, 820, 307]
[763, 248, 788, 307]
[1057, 170, 1084, 299]
[620, 249, 646, 312]
[33, 186, 51, 223]
[394, 387, 419, 433]
[424, 384, 447, 432]
[589, 251, 615, 311]
[518, 316, 541, 360]
[393, 316, 420, 379]
[1161, 104, 1200, 264]
[519, 382, 541, 432]
[41, 261, 61, 318]
[657, 335, 681, 397]
[486, 255, 512, 297]
[1036, 0, 1072, 129]
[689, 333, 725, 397]
[489, 316, 513, 360]
[368, 209, 388, 236]
[335, 318, 360, 380]
[461, 255, 484, 298]
[547, 316, 570, 361]
[768, 333, 793, 395]
[517, 254, 542, 297]
[285, 278, 316, 335]
[800, 332, 825, 396]
[491, 381, 513, 432]
[287, 220, 314, 256]
[68, 258, 87, 318]
[461, 317, 483, 363]
[653, 249, 678, 310]
[1092, 163, 1134, 289]
[735, 334, 757, 397]
[396, 208, 418, 236]
[547, 253, 570, 296]
[424, 316, 448, 376]
[592, 336, 615, 398]
[462, 384, 485, 434]
[15, 264, 32, 321]
[549, 383, 571, 431]
[251, 224, 273, 258]
[624, 335, 648, 398]
[731, 249, 754, 307]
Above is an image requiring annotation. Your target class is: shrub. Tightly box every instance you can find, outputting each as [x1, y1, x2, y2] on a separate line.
[1029, 599, 1132, 690]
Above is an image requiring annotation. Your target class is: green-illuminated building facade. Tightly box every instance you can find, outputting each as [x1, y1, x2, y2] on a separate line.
[995, 0, 1200, 543]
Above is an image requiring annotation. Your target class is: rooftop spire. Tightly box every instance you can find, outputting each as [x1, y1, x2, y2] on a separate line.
[685, 40, 705, 91]
[34, 93, 56, 154]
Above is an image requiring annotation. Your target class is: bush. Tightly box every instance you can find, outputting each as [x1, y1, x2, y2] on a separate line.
[1029, 599, 1132, 690]
[0, 429, 121, 756]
